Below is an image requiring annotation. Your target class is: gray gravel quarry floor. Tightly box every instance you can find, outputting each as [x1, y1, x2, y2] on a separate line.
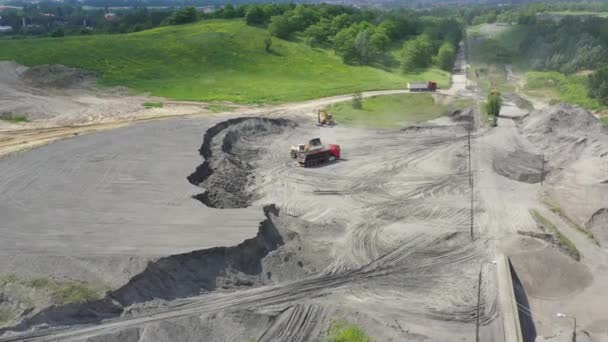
[0, 117, 264, 286]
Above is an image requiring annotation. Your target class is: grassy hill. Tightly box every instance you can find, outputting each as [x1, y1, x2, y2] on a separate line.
[0, 20, 448, 103]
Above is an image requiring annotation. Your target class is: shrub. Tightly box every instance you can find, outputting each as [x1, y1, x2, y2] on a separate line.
[352, 92, 363, 109]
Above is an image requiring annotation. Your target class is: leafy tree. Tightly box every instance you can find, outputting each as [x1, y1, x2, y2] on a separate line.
[304, 18, 332, 46]
[222, 4, 237, 19]
[268, 14, 292, 39]
[354, 30, 374, 65]
[401, 35, 433, 72]
[334, 22, 385, 65]
[370, 29, 390, 54]
[245, 5, 266, 26]
[437, 42, 456, 71]
[486, 90, 502, 126]
[333, 25, 359, 64]
[167, 7, 197, 25]
[330, 14, 351, 34]
[588, 67, 608, 105]
[287, 5, 318, 32]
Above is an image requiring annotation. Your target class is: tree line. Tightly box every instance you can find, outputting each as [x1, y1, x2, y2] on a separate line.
[243, 4, 463, 71]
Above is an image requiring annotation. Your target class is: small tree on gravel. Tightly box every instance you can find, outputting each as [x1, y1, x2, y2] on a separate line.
[486, 90, 502, 126]
[352, 92, 363, 109]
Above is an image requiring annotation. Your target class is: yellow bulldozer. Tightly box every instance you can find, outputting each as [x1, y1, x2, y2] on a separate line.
[316, 108, 336, 126]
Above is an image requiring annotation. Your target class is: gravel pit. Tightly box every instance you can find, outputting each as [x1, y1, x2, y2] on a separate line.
[187, 117, 296, 209]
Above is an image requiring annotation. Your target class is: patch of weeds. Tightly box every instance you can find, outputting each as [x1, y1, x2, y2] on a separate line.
[51, 282, 101, 304]
[0, 308, 15, 326]
[601, 116, 608, 127]
[27, 277, 52, 289]
[543, 196, 599, 246]
[143, 102, 163, 108]
[0, 114, 29, 123]
[530, 209, 581, 261]
[206, 104, 236, 113]
[0, 274, 102, 305]
[325, 320, 372, 342]
[0, 274, 19, 286]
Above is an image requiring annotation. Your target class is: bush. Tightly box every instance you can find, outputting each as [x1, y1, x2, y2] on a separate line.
[50, 28, 64, 38]
[167, 7, 197, 25]
[588, 67, 608, 105]
[486, 90, 501, 126]
[352, 92, 363, 109]
[264, 37, 272, 52]
[326, 321, 371, 342]
[246, 6, 267, 26]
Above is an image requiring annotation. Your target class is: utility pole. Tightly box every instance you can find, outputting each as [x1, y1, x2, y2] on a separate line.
[469, 126, 474, 241]
[475, 264, 482, 342]
[541, 154, 545, 186]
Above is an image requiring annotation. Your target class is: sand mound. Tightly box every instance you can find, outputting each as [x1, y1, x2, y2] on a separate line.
[2, 203, 338, 333]
[493, 150, 544, 183]
[587, 208, 608, 245]
[518, 104, 608, 168]
[3, 205, 286, 331]
[0, 61, 153, 124]
[510, 248, 592, 299]
[188, 117, 296, 209]
[20, 64, 95, 89]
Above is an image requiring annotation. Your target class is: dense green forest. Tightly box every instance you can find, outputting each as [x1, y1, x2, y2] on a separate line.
[465, 2, 608, 108]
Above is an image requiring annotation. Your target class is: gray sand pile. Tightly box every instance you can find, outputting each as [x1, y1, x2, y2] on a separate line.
[518, 104, 608, 169]
[493, 150, 544, 183]
[518, 104, 608, 223]
[587, 208, 608, 245]
[187, 117, 297, 208]
[0, 61, 151, 124]
[20, 65, 96, 89]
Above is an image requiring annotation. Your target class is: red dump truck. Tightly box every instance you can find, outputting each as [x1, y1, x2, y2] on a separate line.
[407, 81, 437, 92]
[291, 138, 341, 167]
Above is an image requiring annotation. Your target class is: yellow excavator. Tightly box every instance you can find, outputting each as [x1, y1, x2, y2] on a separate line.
[316, 108, 336, 126]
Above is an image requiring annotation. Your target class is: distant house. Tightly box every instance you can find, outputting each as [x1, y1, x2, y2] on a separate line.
[0, 25, 12, 33]
[200, 6, 215, 14]
[104, 13, 118, 21]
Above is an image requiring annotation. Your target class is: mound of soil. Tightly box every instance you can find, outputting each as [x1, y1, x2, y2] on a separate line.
[518, 104, 608, 168]
[510, 248, 592, 299]
[3, 205, 288, 331]
[493, 150, 545, 183]
[587, 208, 608, 245]
[20, 65, 95, 89]
[188, 117, 296, 209]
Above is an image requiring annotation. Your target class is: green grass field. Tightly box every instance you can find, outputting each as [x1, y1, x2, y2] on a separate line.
[524, 71, 606, 111]
[0, 20, 448, 104]
[327, 94, 470, 128]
